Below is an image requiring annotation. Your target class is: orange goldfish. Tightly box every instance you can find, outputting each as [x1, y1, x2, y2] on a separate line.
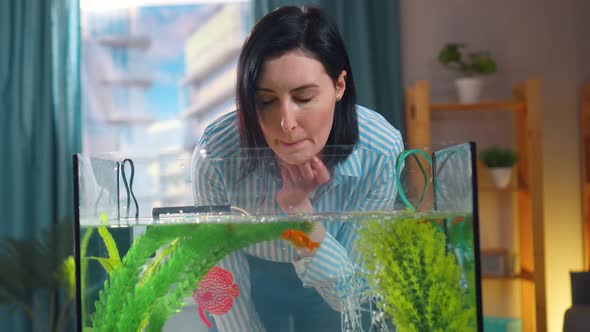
[452, 216, 465, 224]
[281, 229, 320, 251]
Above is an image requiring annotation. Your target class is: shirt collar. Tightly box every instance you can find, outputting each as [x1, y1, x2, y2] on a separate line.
[335, 149, 362, 178]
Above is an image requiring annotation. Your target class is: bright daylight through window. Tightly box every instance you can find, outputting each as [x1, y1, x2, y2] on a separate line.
[80, 0, 249, 207]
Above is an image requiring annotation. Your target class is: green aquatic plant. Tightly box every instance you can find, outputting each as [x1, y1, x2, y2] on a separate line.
[60, 213, 122, 328]
[91, 220, 312, 331]
[356, 213, 476, 332]
[86, 224, 122, 274]
[77, 226, 93, 328]
[444, 215, 477, 308]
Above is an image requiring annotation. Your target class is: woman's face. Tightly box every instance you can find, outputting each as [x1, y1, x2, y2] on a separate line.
[255, 49, 346, 165]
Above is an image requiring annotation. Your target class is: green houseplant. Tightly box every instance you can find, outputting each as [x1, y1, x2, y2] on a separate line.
[438, 43, 497, 103]
[479, 146, 519, 189]
[0, 220, 75, 332]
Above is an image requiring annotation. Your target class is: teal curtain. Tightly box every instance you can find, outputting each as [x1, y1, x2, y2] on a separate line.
[0, 0, 81, 330]
[252, 0, 404, 131]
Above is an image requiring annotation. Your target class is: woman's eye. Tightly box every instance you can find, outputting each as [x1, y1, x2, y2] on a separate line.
[294, 97, 313, 103]
[257, 99, 275, 108]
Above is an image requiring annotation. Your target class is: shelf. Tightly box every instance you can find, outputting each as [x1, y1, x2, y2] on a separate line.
[182, 85, 234, 118]
[101, 77, 154, 88]
[105, 114, 155, 125]
[482, 269, 534, 282]
[477, 184, 528, 192]
[478, 185, 519, 192]
[180, 46, 241, 87]
[431, 101, 525, 112]
[97, 35, 151, 50]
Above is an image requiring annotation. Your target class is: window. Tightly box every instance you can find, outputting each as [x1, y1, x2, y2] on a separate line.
[81, 0, 250, 207]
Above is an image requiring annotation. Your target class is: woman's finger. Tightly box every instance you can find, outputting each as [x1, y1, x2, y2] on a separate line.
[311, 157, 330, 184]
[298, 161, 315, 183]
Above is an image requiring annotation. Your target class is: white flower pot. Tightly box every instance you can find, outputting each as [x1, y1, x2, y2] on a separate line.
[455, 77, 484, 103]
[489, 167, 512, 189]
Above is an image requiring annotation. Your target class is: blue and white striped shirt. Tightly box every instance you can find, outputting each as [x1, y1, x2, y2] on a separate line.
[191, 105, 404, 331]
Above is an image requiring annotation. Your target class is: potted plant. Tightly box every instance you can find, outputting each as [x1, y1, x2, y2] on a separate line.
[438, 43, 497, 103]
[479, 146, 519, 189]
[0, 220, 75, 332]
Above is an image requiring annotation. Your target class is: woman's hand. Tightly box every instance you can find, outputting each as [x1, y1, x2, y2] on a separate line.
[276, 156, 330, 213]
[277, 156, 329, 256]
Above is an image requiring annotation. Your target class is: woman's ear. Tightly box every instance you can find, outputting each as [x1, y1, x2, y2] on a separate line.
[336, 70, 347, 101]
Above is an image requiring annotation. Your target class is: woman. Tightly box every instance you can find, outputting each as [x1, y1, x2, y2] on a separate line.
[191, 5, 403, 331]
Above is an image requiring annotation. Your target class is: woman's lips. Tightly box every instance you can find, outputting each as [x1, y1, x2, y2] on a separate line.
[279, 139, 306, 148]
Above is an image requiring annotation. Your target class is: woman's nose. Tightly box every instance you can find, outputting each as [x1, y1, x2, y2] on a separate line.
[280, 104, 297, 133]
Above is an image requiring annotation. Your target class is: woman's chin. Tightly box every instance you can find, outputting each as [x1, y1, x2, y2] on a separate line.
[277, 152, 314, 166]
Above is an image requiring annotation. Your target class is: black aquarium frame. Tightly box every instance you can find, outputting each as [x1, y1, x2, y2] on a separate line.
[72, 155, 82, 332]
[469, 141, 484, 332]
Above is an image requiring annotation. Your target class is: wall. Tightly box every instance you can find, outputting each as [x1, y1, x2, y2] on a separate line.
[400, 1, 586, 331]
[576, 0, 590, 84]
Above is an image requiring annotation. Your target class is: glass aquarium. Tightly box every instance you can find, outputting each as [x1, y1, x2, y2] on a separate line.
[73, 143, 483, 332]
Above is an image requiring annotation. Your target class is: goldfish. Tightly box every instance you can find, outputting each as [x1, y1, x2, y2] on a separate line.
[193, 266, 239, 328]
[452, 216, 465, 224]
[281, 229, 321, 251]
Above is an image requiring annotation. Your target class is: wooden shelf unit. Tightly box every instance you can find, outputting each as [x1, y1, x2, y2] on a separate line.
[405, 79, 547, 332]
[581, 84, 590, 270]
